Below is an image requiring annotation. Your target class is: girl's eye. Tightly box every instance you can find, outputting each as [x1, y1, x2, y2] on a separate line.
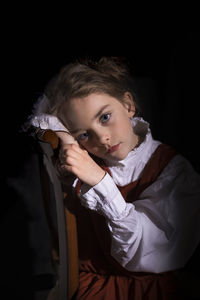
[78, 132, 89, 141]
[100, 113, 111, 124]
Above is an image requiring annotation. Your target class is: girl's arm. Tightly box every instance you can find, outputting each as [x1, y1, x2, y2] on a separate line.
[79, 155, 200, 273]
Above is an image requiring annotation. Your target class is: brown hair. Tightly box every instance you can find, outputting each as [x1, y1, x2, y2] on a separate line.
[44, 56, 140, 116]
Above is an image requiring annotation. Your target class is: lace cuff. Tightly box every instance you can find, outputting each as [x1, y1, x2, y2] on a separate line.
[31, 114, 68, 132]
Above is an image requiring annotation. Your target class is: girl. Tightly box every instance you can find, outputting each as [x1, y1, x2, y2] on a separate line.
[30, 57, 200, 299]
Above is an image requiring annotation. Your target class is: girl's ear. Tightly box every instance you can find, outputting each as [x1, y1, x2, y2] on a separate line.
[122, 92, 135, 118]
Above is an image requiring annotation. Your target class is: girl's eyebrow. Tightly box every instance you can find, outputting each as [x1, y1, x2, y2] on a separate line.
[70, 104, 110, 134]
[92, 104, 110, 121]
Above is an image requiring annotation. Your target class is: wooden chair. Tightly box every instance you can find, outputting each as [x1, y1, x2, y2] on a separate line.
[35, 129, 79, 300]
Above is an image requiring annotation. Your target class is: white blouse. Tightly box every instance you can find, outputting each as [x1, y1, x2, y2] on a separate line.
[30, 110, 200, 274]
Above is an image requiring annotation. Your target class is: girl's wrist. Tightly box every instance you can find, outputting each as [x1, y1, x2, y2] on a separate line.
[90, 170, 106, 187]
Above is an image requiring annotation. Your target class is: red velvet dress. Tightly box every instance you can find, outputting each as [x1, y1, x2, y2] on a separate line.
[66, 144, 183, 299]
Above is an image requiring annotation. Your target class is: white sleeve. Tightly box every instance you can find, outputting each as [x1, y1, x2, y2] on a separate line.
[79, 155, 200, 273]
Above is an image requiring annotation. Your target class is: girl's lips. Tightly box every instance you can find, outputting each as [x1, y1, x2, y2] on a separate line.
[107, 143, 120, 154]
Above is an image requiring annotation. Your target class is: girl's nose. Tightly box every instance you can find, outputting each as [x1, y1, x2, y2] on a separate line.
[95, 129, 110, 145]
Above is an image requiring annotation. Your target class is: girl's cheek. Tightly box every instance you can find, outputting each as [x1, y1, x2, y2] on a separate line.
[85, 143, 97, 154]
[79, 141, 90, 151]
[78, 140, 89, 150]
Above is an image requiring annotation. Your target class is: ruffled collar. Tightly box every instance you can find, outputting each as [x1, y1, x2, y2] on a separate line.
[103, 117, 161, 185]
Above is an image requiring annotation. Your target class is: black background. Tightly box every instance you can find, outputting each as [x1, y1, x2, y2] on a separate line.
[2, 28, 200, 170]
[1, 18, 200, 298]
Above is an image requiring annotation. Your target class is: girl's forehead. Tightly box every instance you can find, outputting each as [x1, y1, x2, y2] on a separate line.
[68, 93, 122, 110]
[59, 93, 123, 129]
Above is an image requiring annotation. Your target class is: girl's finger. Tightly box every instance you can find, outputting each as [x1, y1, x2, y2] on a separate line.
[63, 143, 85, 154]
[61, 144, 87, 161]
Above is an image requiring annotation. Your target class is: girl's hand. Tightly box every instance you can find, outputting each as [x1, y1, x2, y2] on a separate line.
[56, 131, 78, 146]
[55, 131, 79, 181]
[59, 143, 106, 186]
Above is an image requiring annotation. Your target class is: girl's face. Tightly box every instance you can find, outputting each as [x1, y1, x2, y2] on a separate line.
[59, 93, 138, 161]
